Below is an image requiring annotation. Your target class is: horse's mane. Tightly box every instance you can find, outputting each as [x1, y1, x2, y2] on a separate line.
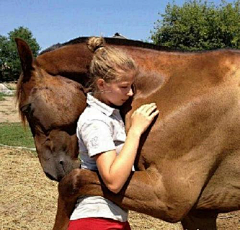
[16, 73, 27, 125]
[40, 35, 237, 56]
[40, 36, 173, 55]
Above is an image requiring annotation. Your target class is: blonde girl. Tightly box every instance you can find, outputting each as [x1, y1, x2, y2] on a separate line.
[68, 37, 159, 230]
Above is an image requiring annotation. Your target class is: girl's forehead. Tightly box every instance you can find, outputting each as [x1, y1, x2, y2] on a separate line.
[117, 71, 136, 83]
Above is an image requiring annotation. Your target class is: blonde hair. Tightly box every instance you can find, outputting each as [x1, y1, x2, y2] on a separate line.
[86, 37, 137, 92]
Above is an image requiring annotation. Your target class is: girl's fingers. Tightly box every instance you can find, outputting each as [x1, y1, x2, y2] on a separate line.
[149, 110, 159, 119]
[137, 103, 156, 113]
[146, 105, 158, 115]
[132, 103, 159, 119]
[142, 104, 158, 116]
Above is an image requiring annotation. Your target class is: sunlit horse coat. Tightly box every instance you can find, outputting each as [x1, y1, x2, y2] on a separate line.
[15, 37, 240, 230]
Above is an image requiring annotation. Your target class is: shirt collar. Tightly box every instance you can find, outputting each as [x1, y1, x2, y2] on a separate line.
[87, 93, 119, 117]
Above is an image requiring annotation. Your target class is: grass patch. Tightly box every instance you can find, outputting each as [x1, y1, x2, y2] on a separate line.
[0, 122, 35, 149]
[0, 92, 13, 101]
[0, 92, 6, 101]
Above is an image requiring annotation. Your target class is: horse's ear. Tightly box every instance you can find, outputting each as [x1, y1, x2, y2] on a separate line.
[15, 38, 34, 82]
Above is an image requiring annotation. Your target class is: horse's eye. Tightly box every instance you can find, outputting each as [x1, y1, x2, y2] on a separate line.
[20, 104, 31, 114]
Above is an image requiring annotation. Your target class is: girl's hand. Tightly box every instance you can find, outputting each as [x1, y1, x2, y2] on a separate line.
[130, 103, 159, 136]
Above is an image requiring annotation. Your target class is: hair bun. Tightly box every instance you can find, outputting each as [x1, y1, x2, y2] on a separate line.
[87, 37, 105, 53]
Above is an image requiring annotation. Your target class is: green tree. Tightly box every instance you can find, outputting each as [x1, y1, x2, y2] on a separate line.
[151, 0, 240, 51]
[0, 26, 40, 82]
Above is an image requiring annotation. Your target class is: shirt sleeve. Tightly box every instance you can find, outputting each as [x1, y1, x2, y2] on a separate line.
[80, 120, 116, 157]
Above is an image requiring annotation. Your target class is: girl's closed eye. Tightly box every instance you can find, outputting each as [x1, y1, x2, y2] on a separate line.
[120, 84, 132, 89]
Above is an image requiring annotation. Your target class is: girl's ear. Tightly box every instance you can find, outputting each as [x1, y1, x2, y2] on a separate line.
[96, 79, 106, 91]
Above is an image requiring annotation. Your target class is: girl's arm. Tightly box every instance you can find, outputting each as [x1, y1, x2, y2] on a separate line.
[95, 103, 159, 193]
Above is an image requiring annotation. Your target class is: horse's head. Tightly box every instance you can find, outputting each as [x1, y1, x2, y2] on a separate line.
[16, 38, 87, 181]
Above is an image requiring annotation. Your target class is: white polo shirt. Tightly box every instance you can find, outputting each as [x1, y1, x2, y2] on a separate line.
[70, 93, 129, 222]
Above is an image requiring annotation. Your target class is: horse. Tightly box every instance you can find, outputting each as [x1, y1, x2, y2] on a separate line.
[15, 37, 240, 230]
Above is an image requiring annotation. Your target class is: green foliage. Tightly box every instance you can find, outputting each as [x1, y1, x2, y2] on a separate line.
[0, 122, 35, 149]
[0, 27, 40, 82]
[151, 0, 240, 51]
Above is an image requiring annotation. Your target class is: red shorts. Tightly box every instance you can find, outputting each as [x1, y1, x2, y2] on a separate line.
[68, 218, 131, 230]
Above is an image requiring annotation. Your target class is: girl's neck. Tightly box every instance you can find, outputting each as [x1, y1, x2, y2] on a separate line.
[92, 92, 119, 109]
[93, 92, 109, 105]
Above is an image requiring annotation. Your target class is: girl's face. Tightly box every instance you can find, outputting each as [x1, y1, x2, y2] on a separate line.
[97, 71, 136, 107]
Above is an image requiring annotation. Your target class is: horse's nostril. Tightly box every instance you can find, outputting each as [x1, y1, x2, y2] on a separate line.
[59, 160, 64, 165]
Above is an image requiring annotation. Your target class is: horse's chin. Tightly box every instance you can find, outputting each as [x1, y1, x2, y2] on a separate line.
[45, 171, 60, 181]
[41, 156, 81, 182]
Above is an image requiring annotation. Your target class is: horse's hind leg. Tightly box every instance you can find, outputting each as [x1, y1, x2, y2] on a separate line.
[181, 210, 218, 230]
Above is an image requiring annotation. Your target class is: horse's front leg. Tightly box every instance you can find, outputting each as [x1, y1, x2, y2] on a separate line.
[53, 194, 76, 230]
[52, 168, 101, 230]
[53, 168, 193, 230]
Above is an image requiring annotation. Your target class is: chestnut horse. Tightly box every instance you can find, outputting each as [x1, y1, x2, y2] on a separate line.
[15, 37, 240, 230]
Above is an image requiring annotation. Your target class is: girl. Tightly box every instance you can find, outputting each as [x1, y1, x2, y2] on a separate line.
[68, 37, 159, 230]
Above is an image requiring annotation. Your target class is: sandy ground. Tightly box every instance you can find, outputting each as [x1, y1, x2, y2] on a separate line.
[0, 148, 183, 230]
[0, 94, 239, 229]
[0, 96, 21, 123]
[1, 147, 239, 230]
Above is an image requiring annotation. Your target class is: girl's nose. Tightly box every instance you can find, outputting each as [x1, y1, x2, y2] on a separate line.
[127, 88, 134, 96]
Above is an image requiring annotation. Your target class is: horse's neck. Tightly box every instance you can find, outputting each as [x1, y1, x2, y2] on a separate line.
[36, 43, 168, 93]
[37, 43, 166, 76]
[134, 70, 166, 100]
[36, 43, 92, 79]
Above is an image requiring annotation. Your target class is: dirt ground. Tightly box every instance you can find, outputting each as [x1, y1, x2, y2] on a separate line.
[0, 148, 183, 230]
[0, 94, 239, 229]
[0, 96, 21, 123]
